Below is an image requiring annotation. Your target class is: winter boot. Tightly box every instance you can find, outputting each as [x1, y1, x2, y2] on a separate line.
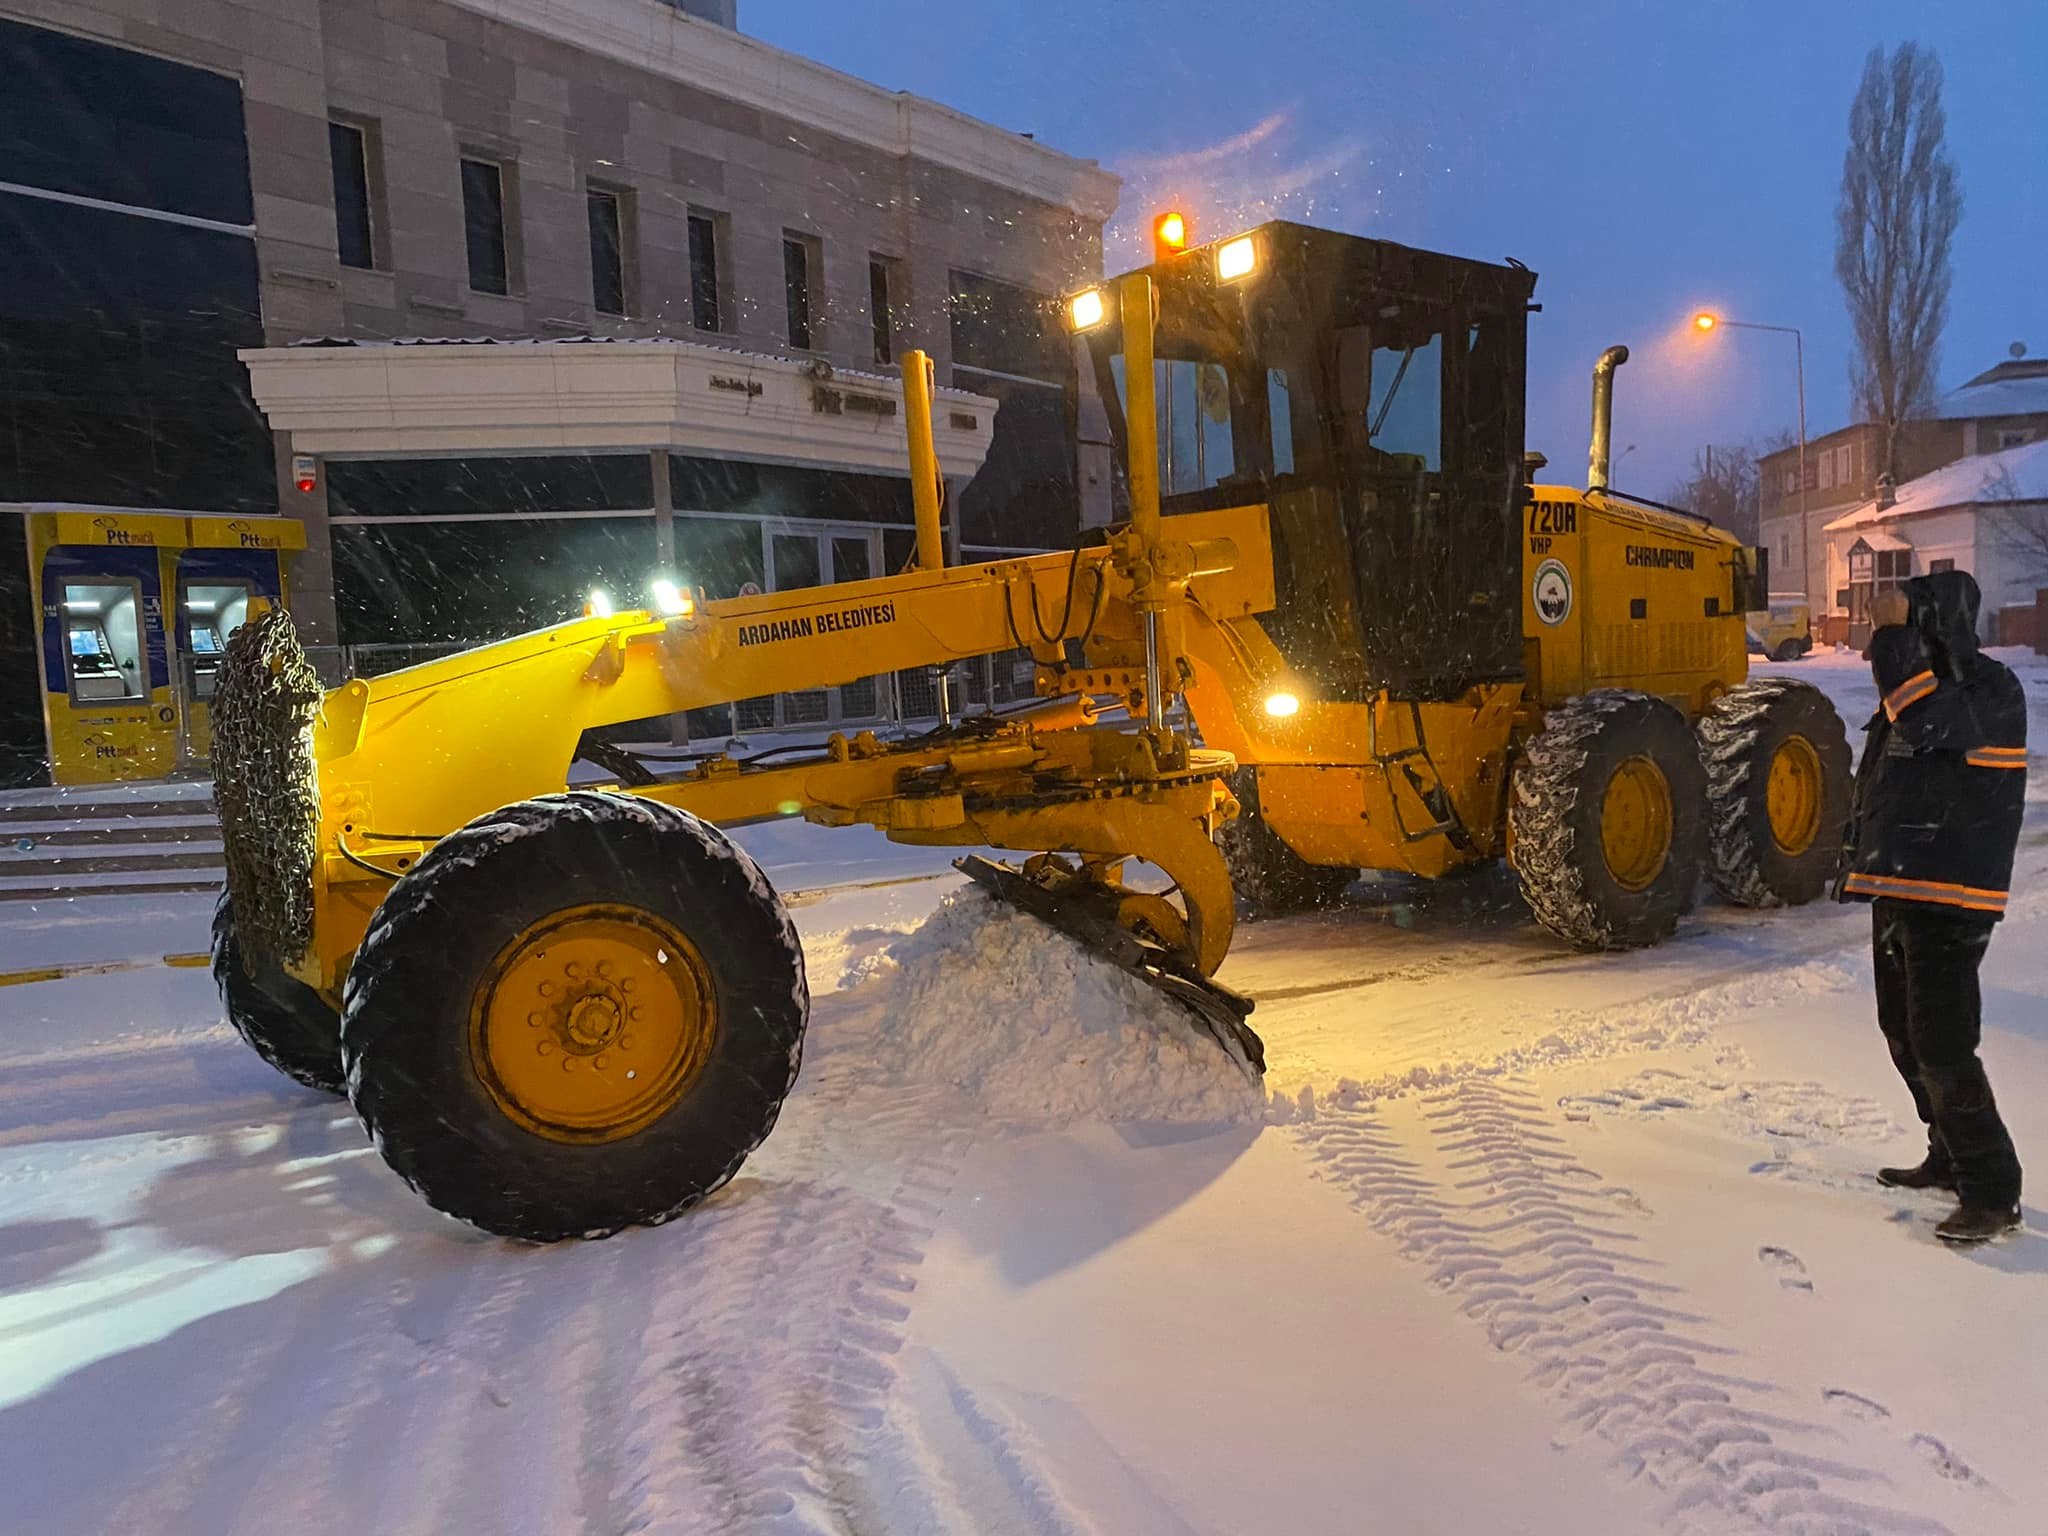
[1934, 1204, 2022, 1244]
[1877, 1156, 1958, 1192]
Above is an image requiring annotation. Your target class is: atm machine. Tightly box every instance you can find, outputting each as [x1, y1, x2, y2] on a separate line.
[29, 511, 184, 783]
[176, 516, 303, 764]
[27, 511, 304, 785]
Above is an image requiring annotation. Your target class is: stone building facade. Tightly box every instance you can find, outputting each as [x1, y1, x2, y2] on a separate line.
[0, 0, 1118, 777]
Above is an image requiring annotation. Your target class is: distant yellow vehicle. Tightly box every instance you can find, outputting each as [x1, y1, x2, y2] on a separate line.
[1748, 599, 1814, 662]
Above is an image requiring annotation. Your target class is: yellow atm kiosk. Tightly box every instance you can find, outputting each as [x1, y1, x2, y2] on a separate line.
[28, 510, 304, 785]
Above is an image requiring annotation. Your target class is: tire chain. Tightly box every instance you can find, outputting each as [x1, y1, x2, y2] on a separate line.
[1508, 690, 1635, 947]
[211, 606, 323, 978]
[1696, 677, 1795, 909]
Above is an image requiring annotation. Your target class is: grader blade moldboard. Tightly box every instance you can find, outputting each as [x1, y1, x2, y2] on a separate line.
[953, 855, 1264, 1074]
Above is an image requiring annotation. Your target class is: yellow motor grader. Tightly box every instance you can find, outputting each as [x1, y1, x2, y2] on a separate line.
[212, 218, 1849, 1241]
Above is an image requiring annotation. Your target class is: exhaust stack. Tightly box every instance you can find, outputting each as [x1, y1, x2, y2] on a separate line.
[1587, 344, 1630, 492]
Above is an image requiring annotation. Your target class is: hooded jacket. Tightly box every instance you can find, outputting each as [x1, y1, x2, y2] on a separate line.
[1839, 570, 2028, 917]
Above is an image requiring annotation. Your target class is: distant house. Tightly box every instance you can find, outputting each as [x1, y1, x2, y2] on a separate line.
[1821, 437, 2048, 646]
[1758, 353, 2048, 619]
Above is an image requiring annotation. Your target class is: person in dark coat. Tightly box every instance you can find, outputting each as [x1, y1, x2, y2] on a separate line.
[1839, 569, 2026, 1243]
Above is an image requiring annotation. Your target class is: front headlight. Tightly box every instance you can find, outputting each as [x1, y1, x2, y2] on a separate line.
[1067, 287, 1108, 331]
[1217, 235, 1258, 282]
[652, 578, 693, 617]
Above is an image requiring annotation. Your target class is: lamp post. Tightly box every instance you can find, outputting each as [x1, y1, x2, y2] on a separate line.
[1693, 312, 1809, 612]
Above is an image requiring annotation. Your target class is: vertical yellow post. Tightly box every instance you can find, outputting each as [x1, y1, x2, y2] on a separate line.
[901, 348, 945, 571]
[1119, 273, 1161, 551]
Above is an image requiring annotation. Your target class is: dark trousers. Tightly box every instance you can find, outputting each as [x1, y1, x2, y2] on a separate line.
[1872, 898, 2023, 1209]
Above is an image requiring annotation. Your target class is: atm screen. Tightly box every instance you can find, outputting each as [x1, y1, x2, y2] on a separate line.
[189, 628, 222, 655]
[69, 626, 120, 677]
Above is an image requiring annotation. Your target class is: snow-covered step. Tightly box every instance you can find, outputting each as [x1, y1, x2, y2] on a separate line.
[0, 784, 226, 900]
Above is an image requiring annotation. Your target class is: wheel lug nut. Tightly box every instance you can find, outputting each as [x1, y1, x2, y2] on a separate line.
[528, 1011, 544, 1027]
[538, 981, 555, 997]
[620, 978, 636, 994]
[537, 1041, 554, 1057]
[596, 1054, 609, 1069]
[563, 1057, 577, 1072]
[620, 1034, 635, 1051]
[565, 962, 583, 980]
[595, 961, 610, 978]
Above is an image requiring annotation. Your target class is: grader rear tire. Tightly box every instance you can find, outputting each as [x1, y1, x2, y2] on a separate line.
[1698, 678, 1852, 907]
[340, 792, 809, 1242]
[1218, 769, 1353, 920]
[1510, 690, 1705, 950]
[212, 890, 344, 1095]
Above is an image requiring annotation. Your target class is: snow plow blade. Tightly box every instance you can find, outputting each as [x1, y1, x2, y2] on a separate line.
[954, 855, 1263, 1074]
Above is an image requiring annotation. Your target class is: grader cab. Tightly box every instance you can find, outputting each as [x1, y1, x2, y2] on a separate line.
[1062, 221, 1850, 944]
[212, 218, 1851, 1242]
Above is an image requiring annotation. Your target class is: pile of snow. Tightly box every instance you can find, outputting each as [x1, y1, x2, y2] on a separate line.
[845, 889, 1265, 1127]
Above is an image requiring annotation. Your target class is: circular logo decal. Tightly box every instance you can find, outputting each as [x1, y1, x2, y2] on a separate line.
[1532, 558, 1573, 627]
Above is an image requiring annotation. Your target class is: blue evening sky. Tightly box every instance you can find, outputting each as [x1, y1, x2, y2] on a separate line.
[749, 0, 2048, 496]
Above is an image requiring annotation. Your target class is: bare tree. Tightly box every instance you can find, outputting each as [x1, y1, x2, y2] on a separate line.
[1835, 43, 1962, 481]
[1976, 463, 2048, 582]
[1666, 440, 1766, 543]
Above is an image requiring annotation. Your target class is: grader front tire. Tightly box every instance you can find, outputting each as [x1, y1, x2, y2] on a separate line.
[212, 891, 344, 1095]
[1698, 678, 1852, 907]
[1510, 691, 1706, 950]
[1217, 770, 1353, 920]
[340, 792, 809, 1242]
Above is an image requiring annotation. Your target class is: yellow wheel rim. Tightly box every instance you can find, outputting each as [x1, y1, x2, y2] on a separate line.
[1765, 734, 1824, 856]
[469, 902, 716, 1145]
[1600, 754, 1673, 892]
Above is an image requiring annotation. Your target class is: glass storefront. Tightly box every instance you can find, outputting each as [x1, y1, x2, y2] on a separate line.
[0, 18, 270, 513]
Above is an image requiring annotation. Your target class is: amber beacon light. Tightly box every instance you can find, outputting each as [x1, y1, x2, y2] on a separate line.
[1152, 210, 1189, 260]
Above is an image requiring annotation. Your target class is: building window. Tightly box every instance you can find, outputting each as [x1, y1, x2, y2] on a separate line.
[687, 210, 722, 332]
[783, 232, 820, 350]
[1784, 468, 1798, 496]
[948, 269, 1079, 548]
[587, 184, 628, 316]
[1838, 443, 1854, 484]
[329, 119, 375, 270]
[1998, 430, 2033, 450]
[1846, 543, 1911, 629]
[1930, 558, 1955, 574]
[460, 156, 509, 295]
[869, 256, 898, 365]
[1779, 533, 1790, 567]
[0, 15, 271, 513]
[1818, 450, 1835, 491]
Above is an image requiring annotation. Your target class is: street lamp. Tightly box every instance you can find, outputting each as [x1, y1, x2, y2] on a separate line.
[1693, 311, 1809, 611]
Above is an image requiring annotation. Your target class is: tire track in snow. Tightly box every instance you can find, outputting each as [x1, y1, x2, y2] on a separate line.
[1301, 1079, 1957, 1536]
[368, 1256, 546, 1536]
[92, 1290, 307, 1536]
[606, 1074, 973, 1534]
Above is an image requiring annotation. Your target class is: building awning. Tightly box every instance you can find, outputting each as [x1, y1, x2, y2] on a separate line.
[238, 337, 1000, 481]
[1847, 530, 1911, 553]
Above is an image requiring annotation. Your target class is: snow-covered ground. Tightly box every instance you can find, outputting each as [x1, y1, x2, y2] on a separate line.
[4, 649, 2046, 1536]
